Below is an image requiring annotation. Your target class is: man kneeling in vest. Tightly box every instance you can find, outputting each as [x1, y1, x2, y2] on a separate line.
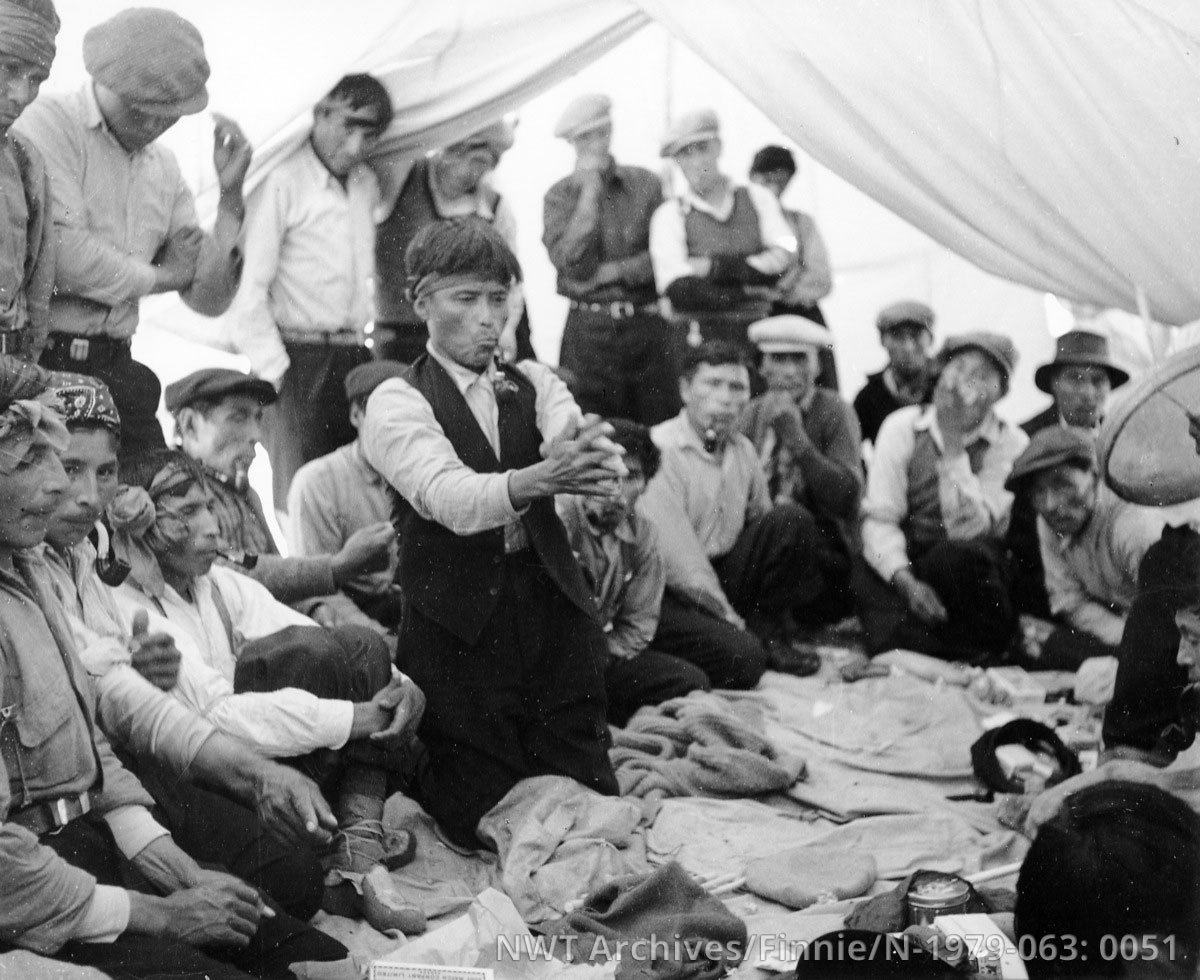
[362, 218, 623, 848]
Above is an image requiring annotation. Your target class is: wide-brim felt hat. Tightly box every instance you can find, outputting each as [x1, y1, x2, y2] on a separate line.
[1034, 330, 1130, 393]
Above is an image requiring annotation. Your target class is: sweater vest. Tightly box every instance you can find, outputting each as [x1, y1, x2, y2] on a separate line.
[374, 160, 501, 325]
[682, 186, 763, 259]
[901, 428, 990, 558]
[392, 355, 596, 644]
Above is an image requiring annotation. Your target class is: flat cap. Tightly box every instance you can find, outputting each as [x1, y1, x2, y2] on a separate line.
[1005, 426, 1096, 491]
[48, 371, 120, 433]
[877, 300, 935, 335]
[164, 368, 276, 414]
[660, 108, 720, 158]
[449, 118, 515, 161]
[345, 360, 407, 403]
[748, 315, 833, 353]
[941, 331, 1019, 388]
[554, 93, 611, 141]
[83, 8, 209, 116]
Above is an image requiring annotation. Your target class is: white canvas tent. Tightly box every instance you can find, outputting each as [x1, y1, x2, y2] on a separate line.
[38, 0, 1200, 477]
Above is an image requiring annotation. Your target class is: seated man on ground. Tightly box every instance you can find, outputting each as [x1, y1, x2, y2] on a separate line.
[108, 449, 424, 924]
[1008, 330, 1131, 620]
[1018, 781, 1200, 979]
[852, 300, 937, 446]
[362, 219, 621, 849]
[41, 371, 340, 921]
[738, 315, 863, 631]
[638, 340, 816, 676]
[166, 367, 394, 630]
[0, 357, 346, 978]
[855, 333, 1027, 660]
[1004, 427, 1185, 671]
[288, 360, 406, 630]
[560, 419, 723, 725]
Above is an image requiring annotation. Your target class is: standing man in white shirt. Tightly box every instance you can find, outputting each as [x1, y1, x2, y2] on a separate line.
[226, 74, 392, 510]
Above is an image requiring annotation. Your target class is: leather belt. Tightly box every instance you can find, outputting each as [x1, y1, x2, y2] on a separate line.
[9, 791, 92, 836]
[0, 330, 25, 356]
[569, 300, 659, 321]
[46, 333, 132, 364]
[278, 328, 363, 348]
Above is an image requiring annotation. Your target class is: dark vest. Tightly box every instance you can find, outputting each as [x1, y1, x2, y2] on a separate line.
[375, 161, 502, 325]
[682, 186, 763, 259]
[392, 355, 596, 644]
[901, 428, 992, 558]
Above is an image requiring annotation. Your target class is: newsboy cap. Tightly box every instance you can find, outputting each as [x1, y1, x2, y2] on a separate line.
[748, 315, 833, 353]
[554, 93, 611, 141]
[1005, 426, 1096, 492]
[344, 360, 407, 403]
[83, 7, 209, 116]
[660, 108, 720, 158]
[1034, 330, 1130, 393]
[877, 300, 935, 335]
[941, 332, 1019, 389]
[164, 368, 276, 414]
[449, 118, 515, 160]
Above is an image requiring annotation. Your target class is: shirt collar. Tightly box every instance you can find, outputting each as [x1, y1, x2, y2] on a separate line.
[675, 173, 736, 221]
[426, 341, 496, 397]
[666, 410, 727, 459]
[300, 139, 353, 193]
[351, 440, 383, 485]
[913, 404, 1003, 450]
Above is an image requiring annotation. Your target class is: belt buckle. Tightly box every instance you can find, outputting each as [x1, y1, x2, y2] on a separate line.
[69, 338, 90, 361]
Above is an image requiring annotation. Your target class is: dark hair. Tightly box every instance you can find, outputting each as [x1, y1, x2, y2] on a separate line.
[749, 144, 796, 178]
[405, 218, 523, 288]
[607, 418, 660, 480]
[679, 340, 749, 382]
[120, 448, 206, 499]
[320, 73, 393, 130]
[1016, 780, 1200, 977]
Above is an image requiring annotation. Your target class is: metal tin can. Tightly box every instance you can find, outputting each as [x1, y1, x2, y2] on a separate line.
[906, 873, 970, 926]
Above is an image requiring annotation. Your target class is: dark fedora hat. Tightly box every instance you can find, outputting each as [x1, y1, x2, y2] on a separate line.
[1034, 330, 1130, 393]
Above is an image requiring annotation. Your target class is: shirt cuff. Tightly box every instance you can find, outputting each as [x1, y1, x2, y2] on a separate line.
[101, 805, 170, 859]
[74, 885, 131, 944]
[321, 700, 356, 750]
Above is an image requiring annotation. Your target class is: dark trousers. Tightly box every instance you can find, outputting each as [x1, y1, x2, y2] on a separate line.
[558, 307, 680, 426]
[712, 504, 827, 635]
[852, 539, 1017, 660]
[40, 336, 166, 464]
[1103, 526, 1200, 755]
[262, 342, 372, 510]
[1041, 626, 1118, 672]
[397, 552, 617, 848]
[654, 591, 768, 689]
[604, 648, 711, 727]
[38, 817, 346, 980]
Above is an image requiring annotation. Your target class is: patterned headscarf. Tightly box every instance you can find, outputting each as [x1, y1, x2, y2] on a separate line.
[48, 371, 121, 434]
[0, 0, 60, 74]
[107, 459, 199, 598]
[0, 354, 68, 474]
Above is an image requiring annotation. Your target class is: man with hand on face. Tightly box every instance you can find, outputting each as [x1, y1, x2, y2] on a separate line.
[639, 340, 817, 676]
[543, 93, 677, 426]
[40, 371, 340, 923]
[227, 74, 392, 509]
[0, 0, 57, 363]
[166, 367, 393, 632]
[0, 358, 346, 979]
[738, 316, 863, 630]
[1003, 427, 1184, 670]
[15, 7, 252, 458]
[855, 333, 1028, 660]
[363, 219, 623, 848]
[853, 300, 938, 446]
[108, 448, 424, 927]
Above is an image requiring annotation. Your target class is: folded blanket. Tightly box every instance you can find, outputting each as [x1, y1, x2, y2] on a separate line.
[546, 861, 747, 980]
[611, 692, 805, 800]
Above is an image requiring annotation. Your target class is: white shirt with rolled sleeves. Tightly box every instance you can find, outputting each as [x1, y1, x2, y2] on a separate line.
[861, 404, 1028, 583]
[648, 178, 795, 296]
[113, 564, 358, 757]
[362, 345, 583, 535]
[224, 140, 379, 384]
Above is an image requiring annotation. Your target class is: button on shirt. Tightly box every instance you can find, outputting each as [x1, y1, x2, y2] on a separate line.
[226, 140, 379, 382]
[638, 411, 770, 616]
[362, 346, 582, 537]
[862, 404, 1029, 582]
[13, 86, 202, 340]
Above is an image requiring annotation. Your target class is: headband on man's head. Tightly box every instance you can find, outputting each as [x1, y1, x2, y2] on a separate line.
[405, 271, 511, 304]
[0, 0, 60, 73]
[0, 354, 66, 474]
